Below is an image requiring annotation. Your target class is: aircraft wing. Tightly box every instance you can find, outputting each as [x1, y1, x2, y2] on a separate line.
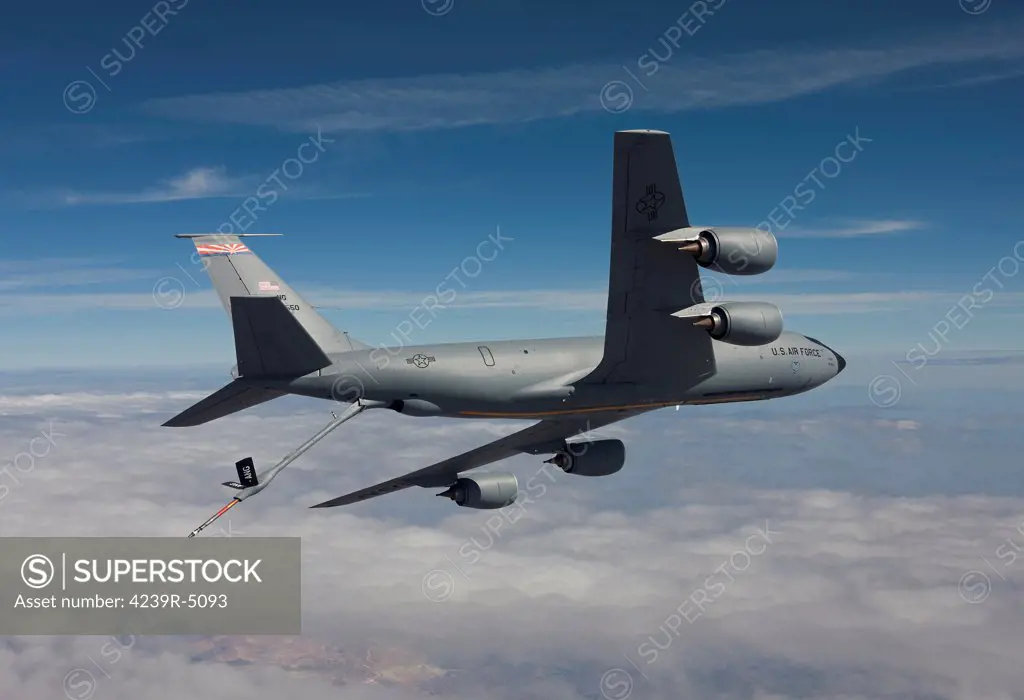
[583, 129, 717, 388]
[309, 412, 642, 509]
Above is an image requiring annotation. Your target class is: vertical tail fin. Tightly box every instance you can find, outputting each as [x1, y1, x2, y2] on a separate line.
[177, 233, 368, 354]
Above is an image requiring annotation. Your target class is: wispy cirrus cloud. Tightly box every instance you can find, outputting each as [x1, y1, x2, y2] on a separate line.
[0, 258, 157, 291]
[913, 65, 1024, 91]
[3, 285, 1024, 318]
[59, 166, 247, 206]
[0, 288, 608, 314]
[139, 25, 1024, 133]
[11, 167, 371, 210]
[779, 219, 926, 239]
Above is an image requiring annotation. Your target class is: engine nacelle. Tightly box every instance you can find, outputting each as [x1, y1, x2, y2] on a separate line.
[678, 301, 783, 346]
[663, 226, 778, 276]
[437, 473, 519, 509]
[544, 439, 625, 477]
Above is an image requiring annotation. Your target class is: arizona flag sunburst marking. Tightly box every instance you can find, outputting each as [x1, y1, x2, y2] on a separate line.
[195, 242, 252, 256]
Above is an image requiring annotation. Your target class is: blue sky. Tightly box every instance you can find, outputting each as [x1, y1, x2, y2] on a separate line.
[1, 0, 1023, 370]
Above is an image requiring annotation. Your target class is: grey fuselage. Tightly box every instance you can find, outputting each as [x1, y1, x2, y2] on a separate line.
[269, 330, 842, 420]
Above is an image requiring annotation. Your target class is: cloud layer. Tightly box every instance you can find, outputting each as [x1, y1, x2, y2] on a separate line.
[1, 379, 1023, 699]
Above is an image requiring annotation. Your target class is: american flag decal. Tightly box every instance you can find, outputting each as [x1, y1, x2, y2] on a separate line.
[195, 242, 252, 256]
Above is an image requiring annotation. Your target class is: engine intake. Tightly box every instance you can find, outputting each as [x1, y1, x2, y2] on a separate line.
[688, 301, 783, 346]
[437, 473, 519, 509]
[664, 227, 778, 276]
[544, 439, 625, 477]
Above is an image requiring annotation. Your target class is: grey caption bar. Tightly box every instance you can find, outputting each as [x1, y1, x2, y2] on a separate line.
[0, 537, 301, 635]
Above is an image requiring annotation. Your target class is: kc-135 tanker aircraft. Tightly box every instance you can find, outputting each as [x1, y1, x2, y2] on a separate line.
[171, 129, 845, 536]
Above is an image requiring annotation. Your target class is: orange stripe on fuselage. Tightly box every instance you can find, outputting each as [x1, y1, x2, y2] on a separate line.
[457, 394, 769, 418]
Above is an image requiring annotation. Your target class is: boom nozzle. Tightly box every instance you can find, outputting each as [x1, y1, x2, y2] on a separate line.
[187, 498, 240, 538]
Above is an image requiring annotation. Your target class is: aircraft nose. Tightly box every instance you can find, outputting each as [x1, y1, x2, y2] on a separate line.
[834, 350, 846, 374]
[805, 337, 845, 376]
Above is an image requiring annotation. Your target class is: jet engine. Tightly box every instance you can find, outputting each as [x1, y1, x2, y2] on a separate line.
[678, 301, 783, 346]
[664, 227, 778, 276]
[437, 473, 519, 509]
[544, 439, 625, 477]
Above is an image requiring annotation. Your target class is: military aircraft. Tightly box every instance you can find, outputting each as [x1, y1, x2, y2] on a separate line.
[168, 129, 844, 534]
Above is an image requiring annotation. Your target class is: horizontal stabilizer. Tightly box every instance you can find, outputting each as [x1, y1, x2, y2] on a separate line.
[163, 380, 285, 427]
[231, 296, 332, 377]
